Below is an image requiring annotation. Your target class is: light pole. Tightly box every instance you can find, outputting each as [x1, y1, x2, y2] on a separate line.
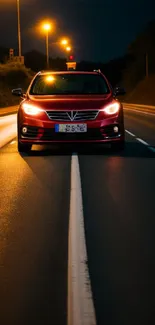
[46, 31, 49, 68]
[146, 52, 148, 78]
[17, 0, 22, 57]
[42, 23, 51, 69]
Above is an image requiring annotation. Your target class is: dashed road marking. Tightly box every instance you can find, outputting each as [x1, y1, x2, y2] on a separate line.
[125, 129, 135, 137]
[148, 146, 155, 153]
[136, 138, 149, 146]
[68, 154, 96, 325]
[125, 129, 155, 154]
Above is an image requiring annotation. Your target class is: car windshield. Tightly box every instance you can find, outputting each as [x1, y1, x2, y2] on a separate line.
[29, 73, 110, 95]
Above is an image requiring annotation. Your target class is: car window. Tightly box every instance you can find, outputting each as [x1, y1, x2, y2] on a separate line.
[29, 73, 110, 95]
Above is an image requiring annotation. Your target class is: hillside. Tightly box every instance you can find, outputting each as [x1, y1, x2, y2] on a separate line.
[124, 74, 155, 105]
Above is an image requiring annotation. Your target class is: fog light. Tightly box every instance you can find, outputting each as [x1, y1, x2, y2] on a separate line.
[113, 126, 119, 133]
[22, 127, 28, 134]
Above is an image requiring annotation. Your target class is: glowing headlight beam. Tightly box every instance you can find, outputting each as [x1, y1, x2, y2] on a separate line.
[22, 103, 43, 116]
[103, 102, 120, 115]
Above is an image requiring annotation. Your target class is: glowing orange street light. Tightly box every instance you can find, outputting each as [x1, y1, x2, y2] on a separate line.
[61, 39, 68, 46]
[66, 46, 71, 52]
[42, 23, 51, 32]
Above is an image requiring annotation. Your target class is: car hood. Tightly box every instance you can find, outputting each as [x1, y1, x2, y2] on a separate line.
[27, 94, 114, 110]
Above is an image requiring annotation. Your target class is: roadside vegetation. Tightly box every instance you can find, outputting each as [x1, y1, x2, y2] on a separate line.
[123, 75, 155, 105]
[0, 63, 34, 108]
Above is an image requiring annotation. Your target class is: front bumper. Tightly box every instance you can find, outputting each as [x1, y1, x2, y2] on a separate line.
[18, 114, 125, 144]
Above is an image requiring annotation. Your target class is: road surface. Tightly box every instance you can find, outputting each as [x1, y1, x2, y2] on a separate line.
[0, 106, 155, 325]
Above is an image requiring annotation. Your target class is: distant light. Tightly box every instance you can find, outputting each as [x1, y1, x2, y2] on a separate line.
[61, 39, 68, 45]
[69, 55, 74, 60]
[66, 46, 71, 52]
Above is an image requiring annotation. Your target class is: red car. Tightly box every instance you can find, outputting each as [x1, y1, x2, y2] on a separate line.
[12, 70, 125, 153]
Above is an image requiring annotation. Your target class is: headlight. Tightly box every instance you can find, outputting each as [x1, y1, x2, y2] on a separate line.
[103, 102, 120, 115]
[22, 103, 43, 116]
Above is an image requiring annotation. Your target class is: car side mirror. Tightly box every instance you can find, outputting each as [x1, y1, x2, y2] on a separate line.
[12, 88, 26, 98]
[113, 86, 126, 96]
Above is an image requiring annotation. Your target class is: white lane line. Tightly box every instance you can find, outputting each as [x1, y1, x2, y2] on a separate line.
[124, 107, 155, 117]
[148, 146, 155, 153]
[136, 138, 155, 153]
[125, 129, 135, 137]
[136, 138, 149, 146]
[68, 154, 96, 325]
[125, 129, 155, 153]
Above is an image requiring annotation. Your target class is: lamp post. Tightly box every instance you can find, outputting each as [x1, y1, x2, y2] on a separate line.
[17, 0, 22, 57]
[42, 23, 51, 69]
[146, 52, 148, 78]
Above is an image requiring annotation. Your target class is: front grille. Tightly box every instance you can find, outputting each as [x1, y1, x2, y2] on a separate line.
[46, 110, 99, 121]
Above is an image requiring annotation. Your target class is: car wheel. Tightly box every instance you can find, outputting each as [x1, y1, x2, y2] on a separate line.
[111, 140, 125, 151]
[18, 141, 32, 153]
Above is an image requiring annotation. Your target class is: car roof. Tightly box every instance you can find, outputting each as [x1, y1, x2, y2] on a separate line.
[38, 70, 101, 76]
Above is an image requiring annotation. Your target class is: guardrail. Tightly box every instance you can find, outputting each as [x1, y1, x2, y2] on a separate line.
[0, 105, 18, 117]
[123, 102, 155, 115]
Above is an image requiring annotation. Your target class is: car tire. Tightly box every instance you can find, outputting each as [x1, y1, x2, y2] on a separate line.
[111, 140, 125, 151]
[18, 141, 32, 153]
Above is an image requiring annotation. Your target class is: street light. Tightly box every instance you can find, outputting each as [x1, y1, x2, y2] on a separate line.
[42, 22, 52, 69]
[17, 0, 22, 57]
[61, 39, 68, 46]
[66, 46, 71, 52]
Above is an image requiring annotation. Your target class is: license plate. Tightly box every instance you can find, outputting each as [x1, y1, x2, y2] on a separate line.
[55, 124, 87, 133]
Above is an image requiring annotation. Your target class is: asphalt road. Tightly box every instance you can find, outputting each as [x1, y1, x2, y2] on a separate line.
[0, 108, 155, 325]
[124, 107, 155, 147]
[0, 145, 71, 325]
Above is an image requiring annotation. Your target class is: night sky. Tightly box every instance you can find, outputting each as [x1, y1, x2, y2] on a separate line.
[0, 0, 155, 62]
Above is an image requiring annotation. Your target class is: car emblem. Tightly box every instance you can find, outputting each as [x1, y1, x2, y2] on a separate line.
[67, 111, 77, 121]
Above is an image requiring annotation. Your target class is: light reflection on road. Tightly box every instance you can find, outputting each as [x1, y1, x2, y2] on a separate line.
[0, 114, 17, 148]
